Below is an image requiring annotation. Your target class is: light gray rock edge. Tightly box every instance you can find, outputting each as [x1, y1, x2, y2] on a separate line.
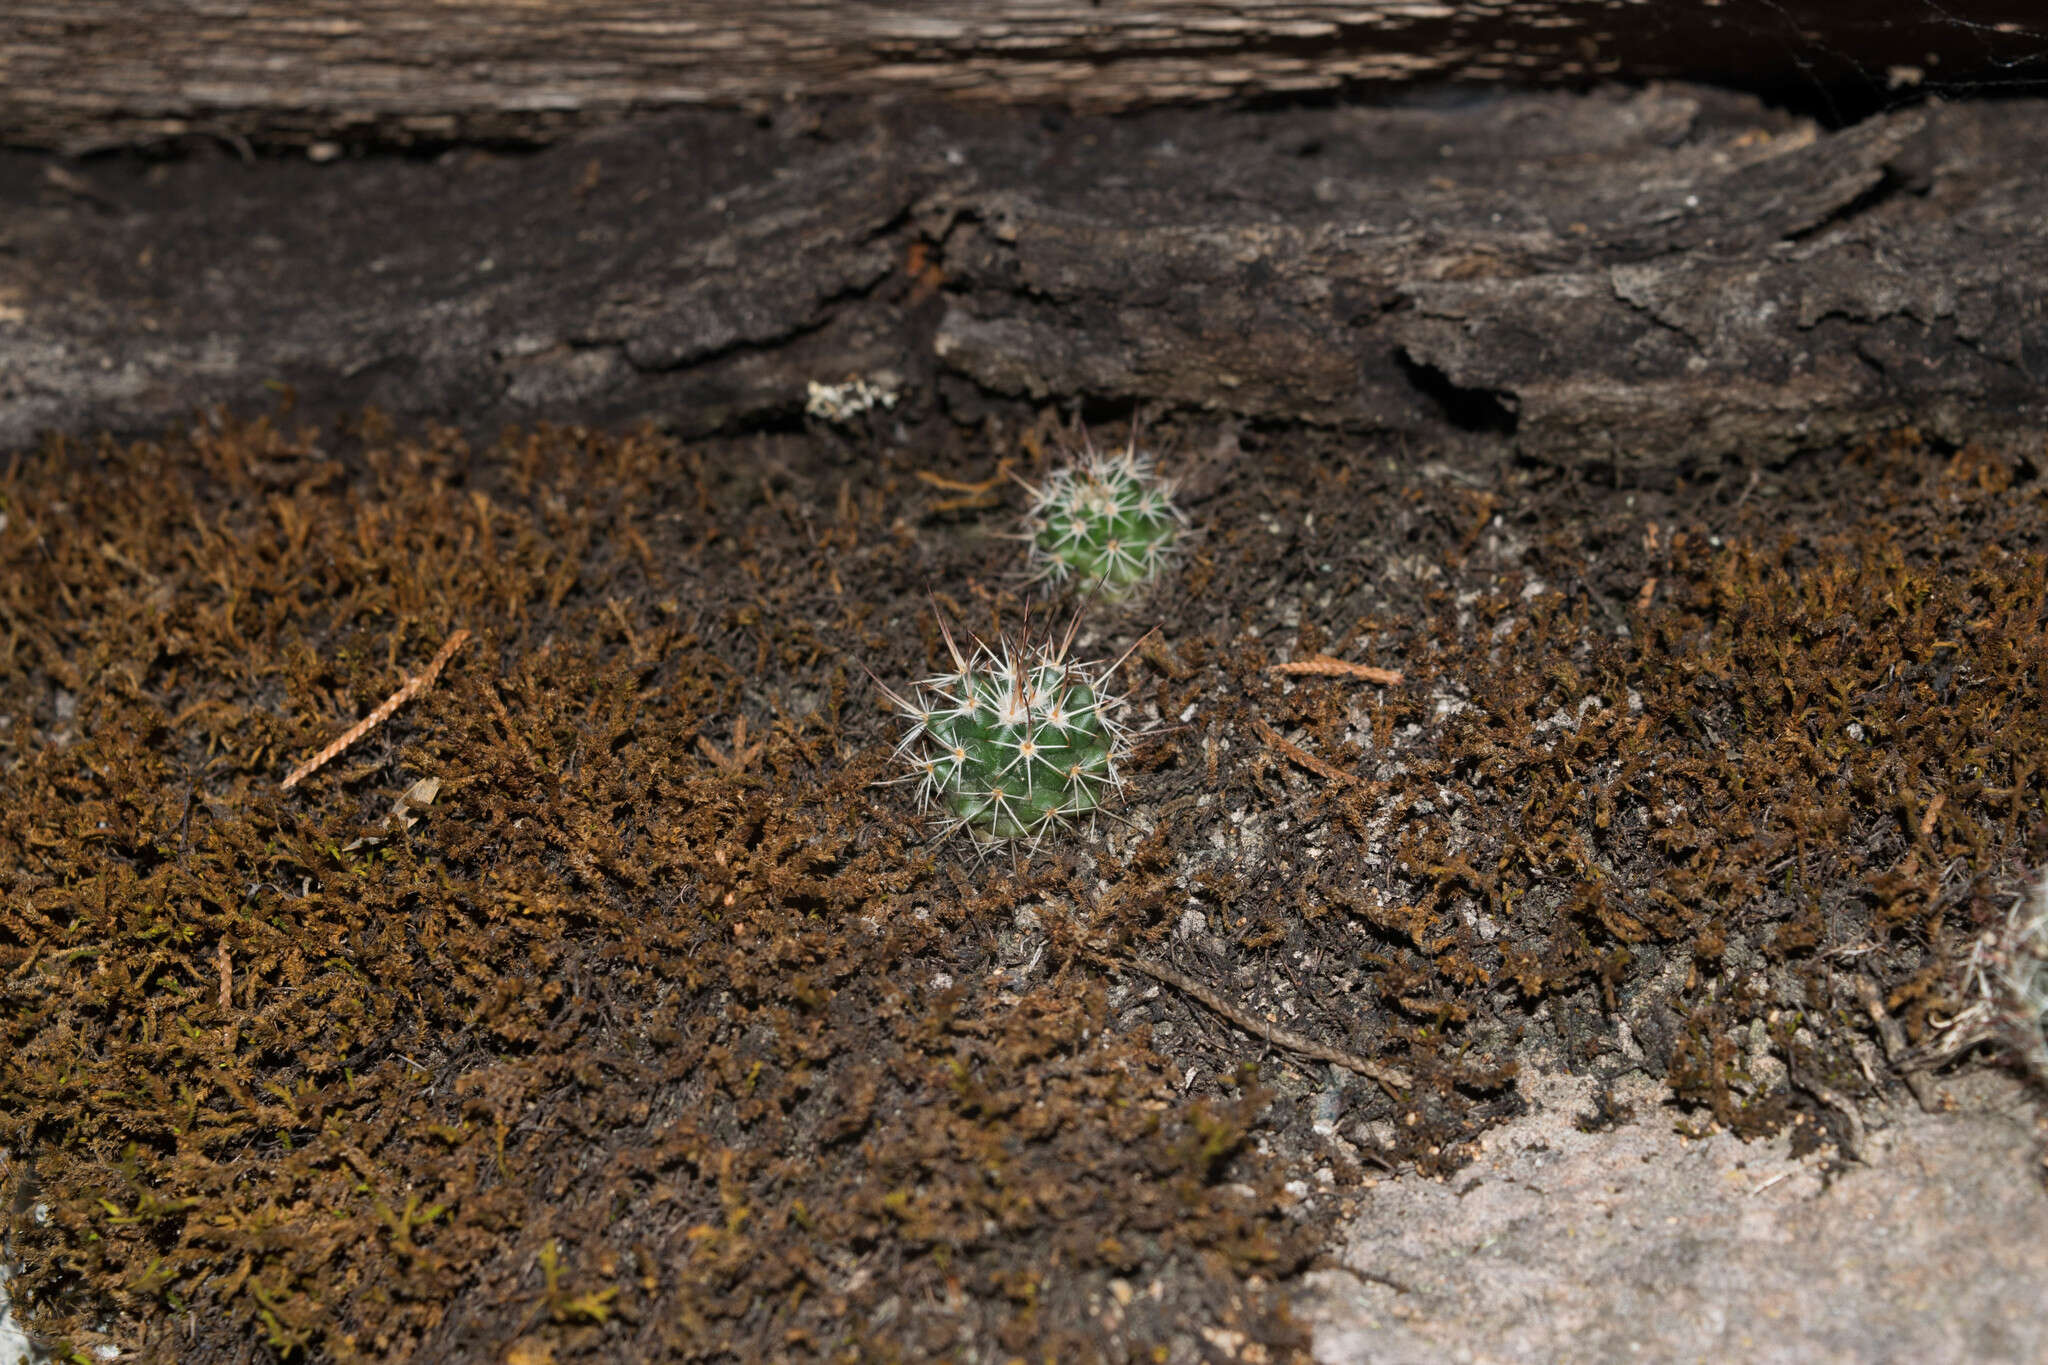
[1299, 1066, 2048, 1365]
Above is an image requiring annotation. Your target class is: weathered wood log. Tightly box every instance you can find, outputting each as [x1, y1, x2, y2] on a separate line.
[4, 87, 2046, 464]
[3, 2, 2044, 152]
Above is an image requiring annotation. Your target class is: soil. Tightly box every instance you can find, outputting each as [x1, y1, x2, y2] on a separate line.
[2, 401, 2045, 1363]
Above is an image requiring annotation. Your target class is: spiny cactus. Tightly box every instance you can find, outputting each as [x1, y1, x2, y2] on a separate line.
[877, 612, 1134, 843]
[1022, 430, 1185, 596]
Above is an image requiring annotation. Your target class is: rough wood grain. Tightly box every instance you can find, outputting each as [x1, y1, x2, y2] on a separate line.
[4, 88, 2046, 465]
[4, 2, 2044, 152]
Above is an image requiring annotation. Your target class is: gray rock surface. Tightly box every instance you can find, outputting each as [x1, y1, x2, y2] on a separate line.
[1301, 1065, 2048, 1365]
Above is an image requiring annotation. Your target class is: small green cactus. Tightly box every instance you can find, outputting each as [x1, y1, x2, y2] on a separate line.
[877, 613, 1133, 843]
[1022, 431, 1185, 595]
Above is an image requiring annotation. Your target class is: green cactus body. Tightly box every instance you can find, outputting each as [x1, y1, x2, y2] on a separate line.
[1024, 436, 1184, 594]
[881, 619, 1130, 843]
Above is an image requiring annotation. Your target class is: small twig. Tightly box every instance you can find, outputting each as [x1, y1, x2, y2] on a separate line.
[218, 938, 235, 1046]
[914, 462, 1012, 496]
[1918, 791, 1946, 838]
[282, 629, 471, 790]
[1268, 656, 1404, 686]
[1845, 973, 1943, 1112]
[916, 461, 1013, 512]
[603, 597, 644, 663]
[7, 938, 44, 981]
[43, 164, 126, 215]
[1789, 1066, 1867, 1161]
[1106, 953, 1411, 1096]
[1326, 1263, 1413, 1297]
[1250, 715, 1360, 789]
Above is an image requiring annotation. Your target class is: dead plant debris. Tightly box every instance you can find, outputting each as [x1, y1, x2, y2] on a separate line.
[281, 629, 471, 790]
[1267, 656, 1404, 685]
[1108, 954, 1413, 1095]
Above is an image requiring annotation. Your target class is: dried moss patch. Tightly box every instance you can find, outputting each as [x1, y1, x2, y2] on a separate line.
[1, 413, 2043, 1361]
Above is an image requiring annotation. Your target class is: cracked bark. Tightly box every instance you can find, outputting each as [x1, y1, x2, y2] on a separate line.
[3, 87, 2045, 464]
[7, 2, 2044, 153]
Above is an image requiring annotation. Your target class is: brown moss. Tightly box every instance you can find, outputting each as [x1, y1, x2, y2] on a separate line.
[0, 414, 1315, 1363]
[2, 410, 2044, 1360]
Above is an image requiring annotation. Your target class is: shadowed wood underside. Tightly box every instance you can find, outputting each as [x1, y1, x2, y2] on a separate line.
[4, 2, 2045, 152]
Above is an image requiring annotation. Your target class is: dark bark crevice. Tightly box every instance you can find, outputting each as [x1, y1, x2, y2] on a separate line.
[4, 88, 2044, 465]
[1394, 352, 1520, 437]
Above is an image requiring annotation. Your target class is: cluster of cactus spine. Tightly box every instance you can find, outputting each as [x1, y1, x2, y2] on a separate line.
[1020, 429, 1185, 596]
[875, 422, 1179, 845]
[876, 611, 1133, 845]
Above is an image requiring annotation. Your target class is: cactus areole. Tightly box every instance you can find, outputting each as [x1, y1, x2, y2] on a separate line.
[880, 615, 1134, 843]
[1023, 433, 1185, 595]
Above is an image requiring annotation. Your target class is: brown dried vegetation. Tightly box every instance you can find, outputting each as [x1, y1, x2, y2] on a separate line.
[1, 412, 2044, 1362]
